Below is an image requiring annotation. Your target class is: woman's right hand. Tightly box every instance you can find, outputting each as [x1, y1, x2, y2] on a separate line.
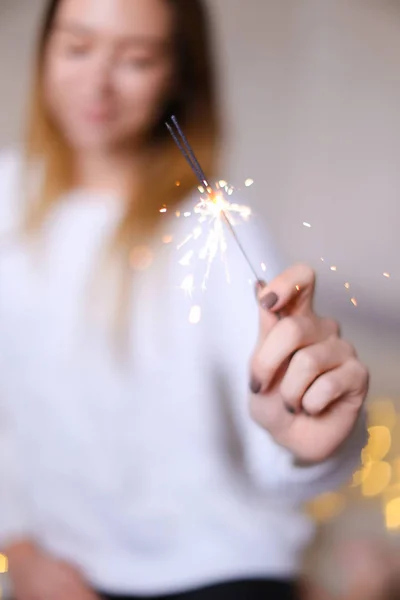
[7, 541, 100, 600]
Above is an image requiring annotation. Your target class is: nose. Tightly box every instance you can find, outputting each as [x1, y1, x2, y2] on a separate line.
[87, 53, 115, 97]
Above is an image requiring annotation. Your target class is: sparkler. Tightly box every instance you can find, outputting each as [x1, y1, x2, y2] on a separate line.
[165, 115, 261, 284]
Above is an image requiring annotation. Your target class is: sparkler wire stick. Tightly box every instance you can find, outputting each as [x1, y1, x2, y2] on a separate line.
[166, 116, 261, 283]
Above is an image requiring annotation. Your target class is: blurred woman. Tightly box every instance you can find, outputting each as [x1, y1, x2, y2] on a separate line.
[0, 1, 368, 599]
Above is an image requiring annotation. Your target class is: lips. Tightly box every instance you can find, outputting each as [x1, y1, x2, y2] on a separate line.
[81, 107, 115, 123]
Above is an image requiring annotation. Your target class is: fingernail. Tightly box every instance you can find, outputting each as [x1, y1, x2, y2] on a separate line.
[284, 402, 297, 415]
[254, 279, 266, 298]
[250, 377, 262, 394]
[260, 292, 279, 311]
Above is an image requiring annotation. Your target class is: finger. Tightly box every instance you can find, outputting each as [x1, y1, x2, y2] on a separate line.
[251, 315, 322, 393]
[302, 358, 369, 416]
[257, 264, 316, 320]
[280, 337, 356, 413]
[254, 280, 280, 339]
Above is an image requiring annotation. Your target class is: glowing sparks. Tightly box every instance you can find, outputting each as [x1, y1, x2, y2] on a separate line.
[261, 262, 267, 272]
[245, 178, 254, 187]
[295, 285, 301, 292]
[159, 206, 167, 213]
[189, 305, 202, 324]
[174, 186, 252, 295]
[179, 250, 194, 267]
[344, 282, 350, 289]
[176, 211, 181, 217]
[303, 222, 312, 228]
[219, 180, 227, 188]
[351, 297, 358, 307]
[330, 266, 337, 272]
[175, 181, 181, 187]
[383, 272, 391, 278]
[181, 274, 195, 297]
[162, 235, 173, 244]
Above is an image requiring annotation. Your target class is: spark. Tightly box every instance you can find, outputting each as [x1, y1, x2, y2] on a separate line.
[245, 178, 254, 187]
[303, 222, 312, 228]
[296, 285, 301, 292]
[261, 262, 267, 272]
[159, 206, 167, 213]
[162, 235, 173, 244]
[189, 305, 202, 324]
[383, 272, 390, 278]
[344, 282, 350, 289]
[176, 211, 181, 217]
[184, 212, 191, 218]
[175, 181, 181, 187]
[219, 180, 227, 188]
[181, 274, 195, 297]
[351, 297, 358, 307]
[330, 266, 337, 272]
[166, 116, 259, 286]
[179, 250, 194, 266]
[188, 190, 251, 287]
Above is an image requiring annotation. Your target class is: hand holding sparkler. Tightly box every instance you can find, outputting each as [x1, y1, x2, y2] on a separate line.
[166, 117, 369, 465]
[250, 264, 369, 464]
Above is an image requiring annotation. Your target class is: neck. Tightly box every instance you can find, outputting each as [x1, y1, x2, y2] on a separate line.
[73, 146, 144, 198]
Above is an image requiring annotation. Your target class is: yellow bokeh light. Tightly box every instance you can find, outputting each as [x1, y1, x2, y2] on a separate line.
[363, 426, 392, 463]
[351, 465, 371, 487]
[306, 492, 345, 523]
[385, 497, 400, 530]
[0, 553, 7, 573]
[362, 461, 392, 497]
[368, 399, 397, 432]
[392, 458, 400, 483]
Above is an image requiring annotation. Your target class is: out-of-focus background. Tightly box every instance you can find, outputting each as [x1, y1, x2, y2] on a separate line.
[0, 0, 399, 597]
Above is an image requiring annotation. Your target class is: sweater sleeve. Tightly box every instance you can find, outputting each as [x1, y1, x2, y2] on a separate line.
[203, 202, 367, 506]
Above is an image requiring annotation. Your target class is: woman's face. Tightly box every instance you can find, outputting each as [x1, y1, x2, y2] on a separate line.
[43, 0, 175, 152]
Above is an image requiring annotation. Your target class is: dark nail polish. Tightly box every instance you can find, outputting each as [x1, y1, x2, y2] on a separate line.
[260, 292, 279, 311]
[250, 377, 262, 394]
[284, 402, 297, 415]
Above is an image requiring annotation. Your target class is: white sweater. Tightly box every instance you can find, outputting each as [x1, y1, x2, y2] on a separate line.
[0, 150, 366, 595]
